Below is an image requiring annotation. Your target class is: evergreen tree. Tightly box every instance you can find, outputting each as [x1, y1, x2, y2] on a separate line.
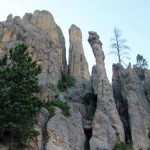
[0, 43, 42, 148]
[136, 54, 148, 69]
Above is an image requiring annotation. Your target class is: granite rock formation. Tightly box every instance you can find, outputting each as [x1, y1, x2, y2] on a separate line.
[88, 31, 125, 150]
[112, 64, 150, 150]
[45, 105, 85, 150]
[1, 10, 150, 150]
[0, 10, 67, 99]
[69, 24, 90, 80]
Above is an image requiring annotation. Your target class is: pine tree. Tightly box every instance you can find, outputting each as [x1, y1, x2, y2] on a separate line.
[0, 43, 42, 148]
[136, 54, 148, 69]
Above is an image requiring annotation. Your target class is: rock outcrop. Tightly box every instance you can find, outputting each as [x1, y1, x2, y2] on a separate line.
[88, 31, 125, 150]
[45, 105, 85, 150]
[26, 108, 50, 150]
[69, 24, 90, 80]
[112, 64, 150, 150]
[0, 10, 67, 99]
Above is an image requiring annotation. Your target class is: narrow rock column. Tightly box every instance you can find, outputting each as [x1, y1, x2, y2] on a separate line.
[88, 31, 125, 149]
[69, 25, 90, 80]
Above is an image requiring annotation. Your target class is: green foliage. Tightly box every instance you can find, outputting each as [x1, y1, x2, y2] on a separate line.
[85, 106, 95, 121]
[114, 142, 132, 150]
[48, 84, 59, 98]
[45, 105, 55, 118]
[84, 92, 97, 105]
[136, 54, 148, 69]
[110, 27, 130, 65]
[57, 71, 76, 92]
[44, 99, 70, 117]
[0, 55, 7, 67]
[84, 92, 97, 121]
[0, 43, 42, 148]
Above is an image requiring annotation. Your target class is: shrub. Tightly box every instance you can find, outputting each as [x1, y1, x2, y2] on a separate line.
[44, 99, 70, 117]
[57, 71, 76, 92]
[114, 141, 132, 150]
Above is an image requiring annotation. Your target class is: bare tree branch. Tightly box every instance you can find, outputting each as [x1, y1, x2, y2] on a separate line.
[109, 27, 130, 65]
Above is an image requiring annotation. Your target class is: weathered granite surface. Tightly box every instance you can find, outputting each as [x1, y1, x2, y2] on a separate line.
[112, 64, 150, 150]
[88, 31, 125, 150]
[0, 10, 67, 99]
[69, 24, 90, 80]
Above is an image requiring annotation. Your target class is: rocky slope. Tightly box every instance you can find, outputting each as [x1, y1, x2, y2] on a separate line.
[0, 10, 150, 150]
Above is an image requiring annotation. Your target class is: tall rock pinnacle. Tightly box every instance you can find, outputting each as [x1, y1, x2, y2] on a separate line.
[88, 31, 125, 149]
[69, 25, 90, 80]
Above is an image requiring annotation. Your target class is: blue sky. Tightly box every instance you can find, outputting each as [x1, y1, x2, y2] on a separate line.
[0, 0, 150, 81]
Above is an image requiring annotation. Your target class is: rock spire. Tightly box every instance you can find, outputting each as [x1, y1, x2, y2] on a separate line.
[88, 31, 125, 149]
[68, 24, 90, 80]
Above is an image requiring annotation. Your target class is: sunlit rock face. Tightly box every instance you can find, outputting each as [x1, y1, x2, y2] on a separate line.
[112, 64, 150, 150]
[0, 10, 67, 99]
[68, 24, 90, 80]
[88, 31, 125, 150]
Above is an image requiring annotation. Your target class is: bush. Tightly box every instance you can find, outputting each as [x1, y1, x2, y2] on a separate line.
[44, 99, 70, 117]
[57, 71, 76, 92]
[114, 141, 132, 150]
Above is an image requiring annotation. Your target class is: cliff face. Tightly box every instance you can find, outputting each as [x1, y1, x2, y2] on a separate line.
[0, 11, 88, 150]
[112, 64, 150, 150]
[69, 24, 90, 80]
[0, 10, 150, 150]
[88, 32, 125, 150]
[0, 10, 67, 99]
